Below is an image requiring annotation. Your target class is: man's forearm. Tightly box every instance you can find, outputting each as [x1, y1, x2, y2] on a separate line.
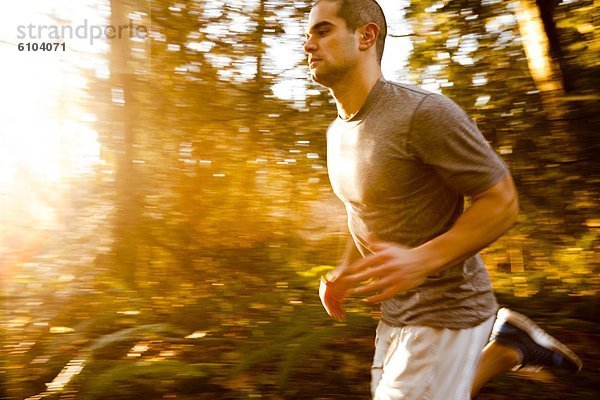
[415, 175, 519, 274]
[341, 236, 362, 266]
[327, 236, 363, 280]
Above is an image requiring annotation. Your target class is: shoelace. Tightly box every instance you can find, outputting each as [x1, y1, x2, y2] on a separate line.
[521, 335, 557, 367]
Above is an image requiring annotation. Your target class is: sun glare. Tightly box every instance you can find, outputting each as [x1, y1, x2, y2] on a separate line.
[1, 1, 102, 234]
[0, 0, 411, 236]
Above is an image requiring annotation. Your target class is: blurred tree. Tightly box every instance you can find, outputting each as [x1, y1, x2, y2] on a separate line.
[513, 0, 581, 167]
[406, 0, 599, 241]
[109, 0, 142, 286]
[515, 0, 567, 93]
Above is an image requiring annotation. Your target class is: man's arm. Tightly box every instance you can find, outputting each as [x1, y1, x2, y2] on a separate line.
[319, 236, 363, 321]
[417, 174, 518, 272]
[345, 174, 519, 303]
[326, 236, 363, 281]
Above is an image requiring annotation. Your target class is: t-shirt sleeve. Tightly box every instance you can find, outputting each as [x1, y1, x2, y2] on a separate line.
[408, 93, 509, 195]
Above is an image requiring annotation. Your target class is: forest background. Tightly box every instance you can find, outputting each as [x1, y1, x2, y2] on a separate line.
[1, 0, 598, 399]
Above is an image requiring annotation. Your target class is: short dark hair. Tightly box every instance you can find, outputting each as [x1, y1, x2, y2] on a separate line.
[315, 0, 387, 63]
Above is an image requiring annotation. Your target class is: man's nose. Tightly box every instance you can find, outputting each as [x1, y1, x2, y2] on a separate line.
[304, 38, 317, 54]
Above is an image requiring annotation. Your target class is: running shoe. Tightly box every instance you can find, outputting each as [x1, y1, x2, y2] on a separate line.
[491, 308, 583, 372]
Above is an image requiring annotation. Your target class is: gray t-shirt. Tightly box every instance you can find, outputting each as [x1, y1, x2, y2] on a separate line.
[327, 77, 508, 329]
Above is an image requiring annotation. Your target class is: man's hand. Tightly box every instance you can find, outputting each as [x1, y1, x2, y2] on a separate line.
[343, 240, 437, 303]
[318, 237, 363, 321]
[319, 270, 352, 321]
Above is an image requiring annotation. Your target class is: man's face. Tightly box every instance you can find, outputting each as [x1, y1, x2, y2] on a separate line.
[304, 1, 360, 88]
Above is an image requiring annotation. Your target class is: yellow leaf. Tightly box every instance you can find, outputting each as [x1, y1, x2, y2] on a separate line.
[50, 327, 75, 334]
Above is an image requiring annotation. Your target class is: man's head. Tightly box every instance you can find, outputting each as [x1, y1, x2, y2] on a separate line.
[317, 0, 387, 63]
[304, 0, 387, 88]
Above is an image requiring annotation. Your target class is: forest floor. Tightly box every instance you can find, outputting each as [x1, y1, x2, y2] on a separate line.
[2, 286, 598, 400]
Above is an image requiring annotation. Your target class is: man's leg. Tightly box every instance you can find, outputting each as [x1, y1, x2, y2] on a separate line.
[470, 341, 522, 397]
[371, 316, 494, 400]
[470, 308, 583, 398]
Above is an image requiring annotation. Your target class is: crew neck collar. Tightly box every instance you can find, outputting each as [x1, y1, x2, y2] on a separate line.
[337, 76, 386, 123]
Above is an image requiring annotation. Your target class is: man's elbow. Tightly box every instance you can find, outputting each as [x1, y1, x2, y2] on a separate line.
[472, 174, 520, 229]
[503, 179, 519, 228]
[506, 192, 519, 227]
[489, 175, 520, 229]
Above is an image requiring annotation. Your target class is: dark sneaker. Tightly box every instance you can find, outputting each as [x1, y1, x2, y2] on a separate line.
[491, 308, 583, 373]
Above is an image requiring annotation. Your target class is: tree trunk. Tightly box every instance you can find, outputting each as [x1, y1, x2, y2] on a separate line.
[236, 0, 267, 220]
[514, 0, 580, 163]
[109, 0, 140, 285]
[535, 0, 574, 92]
[514, 0, 564, 94]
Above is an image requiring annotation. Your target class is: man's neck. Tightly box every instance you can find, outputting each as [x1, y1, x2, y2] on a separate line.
[330, 66, 382, 120]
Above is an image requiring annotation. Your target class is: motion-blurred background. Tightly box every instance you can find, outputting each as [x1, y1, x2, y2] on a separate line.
[1, 0, 598, 399]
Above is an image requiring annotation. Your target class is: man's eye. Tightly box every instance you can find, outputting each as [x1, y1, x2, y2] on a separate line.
[318, 30, 328, 37]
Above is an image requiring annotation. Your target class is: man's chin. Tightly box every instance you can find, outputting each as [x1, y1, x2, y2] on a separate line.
[310, 70, 334, 88]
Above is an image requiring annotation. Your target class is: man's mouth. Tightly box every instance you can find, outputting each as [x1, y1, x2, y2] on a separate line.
[309, 58, 322, 68]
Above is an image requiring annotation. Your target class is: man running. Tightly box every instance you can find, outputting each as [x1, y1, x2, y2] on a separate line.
[304, 0, 582, 398]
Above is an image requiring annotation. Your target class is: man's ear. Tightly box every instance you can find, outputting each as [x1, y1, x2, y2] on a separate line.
[358, 22, 380, 51]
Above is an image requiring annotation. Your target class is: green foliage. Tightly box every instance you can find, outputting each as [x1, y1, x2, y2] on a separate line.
[229, 308, 374, 395]
[89, 324, 187, 358]
[77, 360, 216, 400]
[296, 264, 335, 279]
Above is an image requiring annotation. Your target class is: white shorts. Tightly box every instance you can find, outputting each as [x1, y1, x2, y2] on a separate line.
[371, 315, 495, 400]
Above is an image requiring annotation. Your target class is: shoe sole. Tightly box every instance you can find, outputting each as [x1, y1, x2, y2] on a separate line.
[495, 308, 583, 372]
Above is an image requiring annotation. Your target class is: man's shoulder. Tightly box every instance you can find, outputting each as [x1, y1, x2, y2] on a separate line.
[382, 80, 454, 108]
[385, 81, 471, 124]
[383, 80, 433, 97]
[378, 79, 443, 112]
